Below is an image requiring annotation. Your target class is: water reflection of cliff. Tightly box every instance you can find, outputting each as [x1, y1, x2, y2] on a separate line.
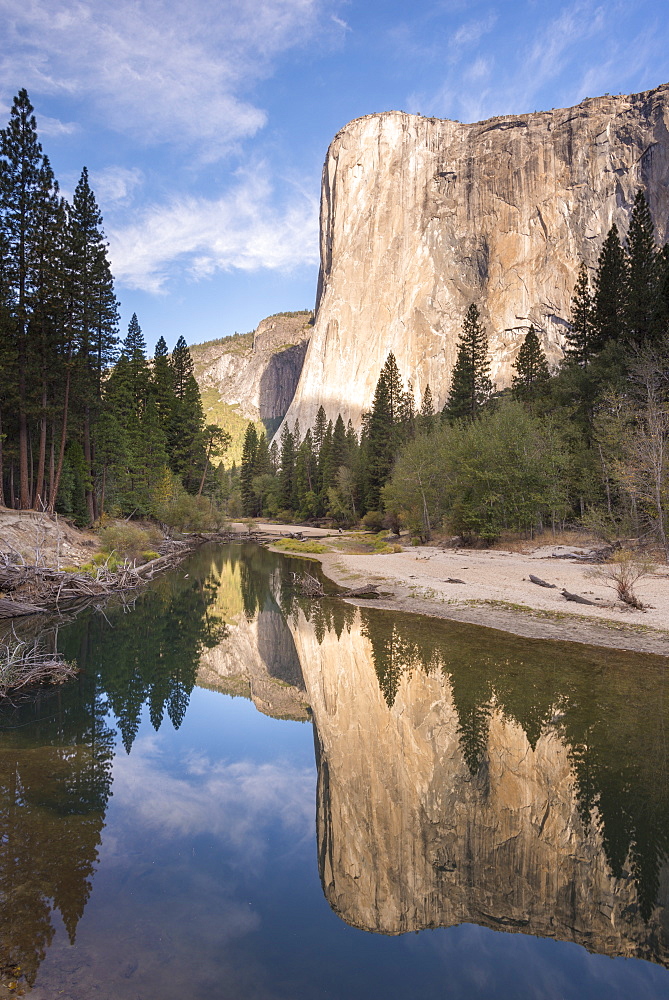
[287, 601, 669, 964]
[196, 543, 312, 720]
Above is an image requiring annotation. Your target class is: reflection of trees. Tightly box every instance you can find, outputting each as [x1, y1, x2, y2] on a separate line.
[0, 543, 236, 986]
[0, 684, 115, 986]
[358, 606, 669, 922]
[58, 546, 230, 752]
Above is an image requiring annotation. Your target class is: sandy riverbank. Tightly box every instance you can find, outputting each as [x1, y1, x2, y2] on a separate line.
[313, 543, 669, 657]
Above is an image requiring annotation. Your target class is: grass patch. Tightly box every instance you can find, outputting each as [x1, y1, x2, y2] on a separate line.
[272, 538, 330, 554]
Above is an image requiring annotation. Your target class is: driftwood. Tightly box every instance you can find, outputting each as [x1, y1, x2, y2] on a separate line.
[561, 588, 596, 605]
[294, 573, 380, 600]
[0, 530, 236, 620]
[295, 572, 325, 597]
[342, 584, 380, 598]
[529, 574, 557, 589]
[0, 597, 47, 618]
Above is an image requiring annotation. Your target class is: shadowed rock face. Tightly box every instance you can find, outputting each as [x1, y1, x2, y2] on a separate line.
[280, 83, 669, 432]
[191, 313, 311, 437]
[288, 607, 669, 964]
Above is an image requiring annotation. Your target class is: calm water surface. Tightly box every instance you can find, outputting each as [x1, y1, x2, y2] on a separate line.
[1, 542, 668, 999]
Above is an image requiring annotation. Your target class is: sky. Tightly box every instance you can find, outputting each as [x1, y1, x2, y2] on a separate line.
[1, 0, 668, 353]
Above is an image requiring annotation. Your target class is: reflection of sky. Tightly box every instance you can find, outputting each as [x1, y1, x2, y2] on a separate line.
[27, 687, 669, 1000]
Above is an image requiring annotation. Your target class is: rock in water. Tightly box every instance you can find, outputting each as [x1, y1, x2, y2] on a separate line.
[280, 84, 669, 434]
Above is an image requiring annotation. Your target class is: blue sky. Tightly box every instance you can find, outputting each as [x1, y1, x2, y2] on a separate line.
[2, 0, 668, 352]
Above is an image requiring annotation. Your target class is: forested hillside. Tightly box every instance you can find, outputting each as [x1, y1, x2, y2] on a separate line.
[0, 91, 227, 526]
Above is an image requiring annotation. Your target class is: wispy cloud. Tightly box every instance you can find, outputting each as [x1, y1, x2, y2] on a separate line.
[410, 0, 666, 123]
[107, 166, 320, 293]
[451, 13, 497, 51]
[90, 165, 144, 205]
[111, 737, 315, 861]
[0, 0, 333, 158]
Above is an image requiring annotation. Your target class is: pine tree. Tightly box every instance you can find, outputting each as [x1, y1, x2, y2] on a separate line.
[418, 384, 435, 433]
[593, 225, 627, 350]
[366, 364, 394, 510]
[512, 326, 550, 400]
[565, 263, 595, 368]
[122, 313, 149, 410]
[323, 413, 347, 492]
[625, 190, 660, 347]
[442, 304, 493, 421]
[171, 335, 194, 397]
[69, 166, 119, 521]
[657, 243, 669, 335]
[279, 423, 296, 510]
[152, 336, 174, 433]
[240, 422, 258, 515]
[0, 89, 46, 507]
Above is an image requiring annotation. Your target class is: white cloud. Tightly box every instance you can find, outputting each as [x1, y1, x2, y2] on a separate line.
[90, 165, 144, 205]
[451, 13, 497, 50]
[107, 166, 320, 292]
[36, 112, 79, 136]
[111, 737, 315, 861]
[0, 0, 332, 158]
[414, 0, 651, 123]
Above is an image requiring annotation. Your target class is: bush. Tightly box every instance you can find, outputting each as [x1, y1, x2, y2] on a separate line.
[140, 550, 161, 563]
[586, 550, 656, 609]
[361, 510, 385, 532]
[98, 522, 163, 559]
[383, 400, 569, 543]
[156, 494, 226, 532]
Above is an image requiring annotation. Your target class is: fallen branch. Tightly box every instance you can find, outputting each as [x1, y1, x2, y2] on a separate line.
[561, 589, 596, 605]
[529, 574, 557, 589]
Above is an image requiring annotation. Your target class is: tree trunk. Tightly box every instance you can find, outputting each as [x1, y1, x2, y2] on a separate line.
[0, 411, 4, 508]
[49, 362, 72, 513]
[34, 381, 48, 509]
[83, 407, 95, 524]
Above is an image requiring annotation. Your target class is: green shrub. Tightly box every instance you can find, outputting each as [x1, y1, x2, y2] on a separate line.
[361, 510, 385, 532]
[99, 522, 163, 559]
[140, 550, 161, 563]
[156, 494, 226, 532]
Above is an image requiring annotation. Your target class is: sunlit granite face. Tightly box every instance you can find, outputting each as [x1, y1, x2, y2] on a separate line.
[288, 606, 669, 963]
[279, 83, 669, 435]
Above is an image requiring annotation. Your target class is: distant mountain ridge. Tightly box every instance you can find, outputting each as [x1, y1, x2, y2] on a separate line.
[190, 311, 312, 464]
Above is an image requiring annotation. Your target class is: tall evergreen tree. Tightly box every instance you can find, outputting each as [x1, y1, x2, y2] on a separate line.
[625, 190, 660, 347]
[279, 423, 296, 510]
[0, 89, 45, 507]
[565, 263, 596, 369]
[152, 336, 174, 433]
[512, 326, 550, 400]
[367, 363, 395, 510]
[593, 225, 627, 350]
[240, 423, 258, 516]
[122, 313, 149, 410]
[417, 384, 435, 433]
[442, 304, 493, 421]
[69, 166, 119, 521]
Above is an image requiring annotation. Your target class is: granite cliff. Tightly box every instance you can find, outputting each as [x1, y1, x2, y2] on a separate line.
[280, 82, 669, 432]
[288, 606, 669, 963]
[190, 312, 311, 463]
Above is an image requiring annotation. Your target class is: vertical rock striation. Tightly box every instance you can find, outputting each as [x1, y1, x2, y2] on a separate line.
[281, 83, 669, 431]
[289, 608, 669, 962]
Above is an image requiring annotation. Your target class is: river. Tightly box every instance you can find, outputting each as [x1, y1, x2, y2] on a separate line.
[1, 542, 668, 999]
